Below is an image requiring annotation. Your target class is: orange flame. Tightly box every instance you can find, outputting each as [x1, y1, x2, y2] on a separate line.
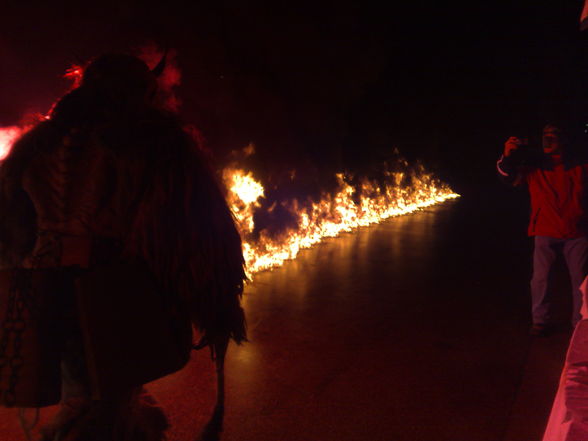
[223, 168, 265, 233]
[224, 160, 459, 277]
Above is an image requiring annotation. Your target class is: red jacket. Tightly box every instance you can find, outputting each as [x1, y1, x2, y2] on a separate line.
[498, 153, 588, 238]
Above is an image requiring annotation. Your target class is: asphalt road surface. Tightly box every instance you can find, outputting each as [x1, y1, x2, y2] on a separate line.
[0, 188, 573, 440]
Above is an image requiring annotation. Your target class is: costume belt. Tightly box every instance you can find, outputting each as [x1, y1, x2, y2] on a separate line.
[24, 232, 122, 269]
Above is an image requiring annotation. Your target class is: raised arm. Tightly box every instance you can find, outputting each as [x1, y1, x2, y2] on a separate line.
[497, 136, 527, 186]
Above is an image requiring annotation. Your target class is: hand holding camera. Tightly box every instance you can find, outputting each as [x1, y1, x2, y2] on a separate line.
[504, 136, 528, 157]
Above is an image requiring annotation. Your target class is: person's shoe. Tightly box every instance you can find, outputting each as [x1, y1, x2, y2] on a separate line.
[530, 323, 556, 337]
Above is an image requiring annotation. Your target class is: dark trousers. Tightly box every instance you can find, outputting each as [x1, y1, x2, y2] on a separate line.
[531, 236, 588, 326]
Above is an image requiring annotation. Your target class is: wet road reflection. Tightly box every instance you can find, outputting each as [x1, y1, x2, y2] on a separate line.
[0, 196, 542, 441]
[153, 196, 534, 441]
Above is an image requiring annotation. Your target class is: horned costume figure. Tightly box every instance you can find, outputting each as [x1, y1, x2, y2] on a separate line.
[0, 53, 246, 440]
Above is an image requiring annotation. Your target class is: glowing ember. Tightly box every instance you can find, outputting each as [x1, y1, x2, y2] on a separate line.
[0, 126, 23, 160]
[224, 159, 459, 277]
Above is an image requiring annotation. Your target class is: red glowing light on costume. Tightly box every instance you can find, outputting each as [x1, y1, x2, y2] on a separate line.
[63, 65, 84, 88]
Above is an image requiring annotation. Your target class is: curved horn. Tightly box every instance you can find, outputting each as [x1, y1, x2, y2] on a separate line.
[151, 49, 168, 77]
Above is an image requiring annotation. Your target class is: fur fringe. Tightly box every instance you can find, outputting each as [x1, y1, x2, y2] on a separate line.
[1, 89, 247, 345]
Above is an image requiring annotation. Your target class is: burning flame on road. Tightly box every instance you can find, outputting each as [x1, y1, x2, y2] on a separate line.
[224, 162, 459, 277]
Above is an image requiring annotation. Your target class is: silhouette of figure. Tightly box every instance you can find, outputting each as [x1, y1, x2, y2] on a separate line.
[0, 53, 246, 440]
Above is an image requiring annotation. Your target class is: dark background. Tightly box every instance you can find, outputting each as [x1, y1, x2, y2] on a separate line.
[1, 0, 588, 197]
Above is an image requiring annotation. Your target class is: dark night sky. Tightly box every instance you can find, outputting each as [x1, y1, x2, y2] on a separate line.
[2, 0, 588, 195]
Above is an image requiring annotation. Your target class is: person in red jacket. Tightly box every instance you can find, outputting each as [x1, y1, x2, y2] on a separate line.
[497, 124, 588, 336]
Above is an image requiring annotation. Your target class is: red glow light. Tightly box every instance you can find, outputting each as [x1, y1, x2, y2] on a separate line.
[63, 65, 83, 88]
[0, 126, 23, 160]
